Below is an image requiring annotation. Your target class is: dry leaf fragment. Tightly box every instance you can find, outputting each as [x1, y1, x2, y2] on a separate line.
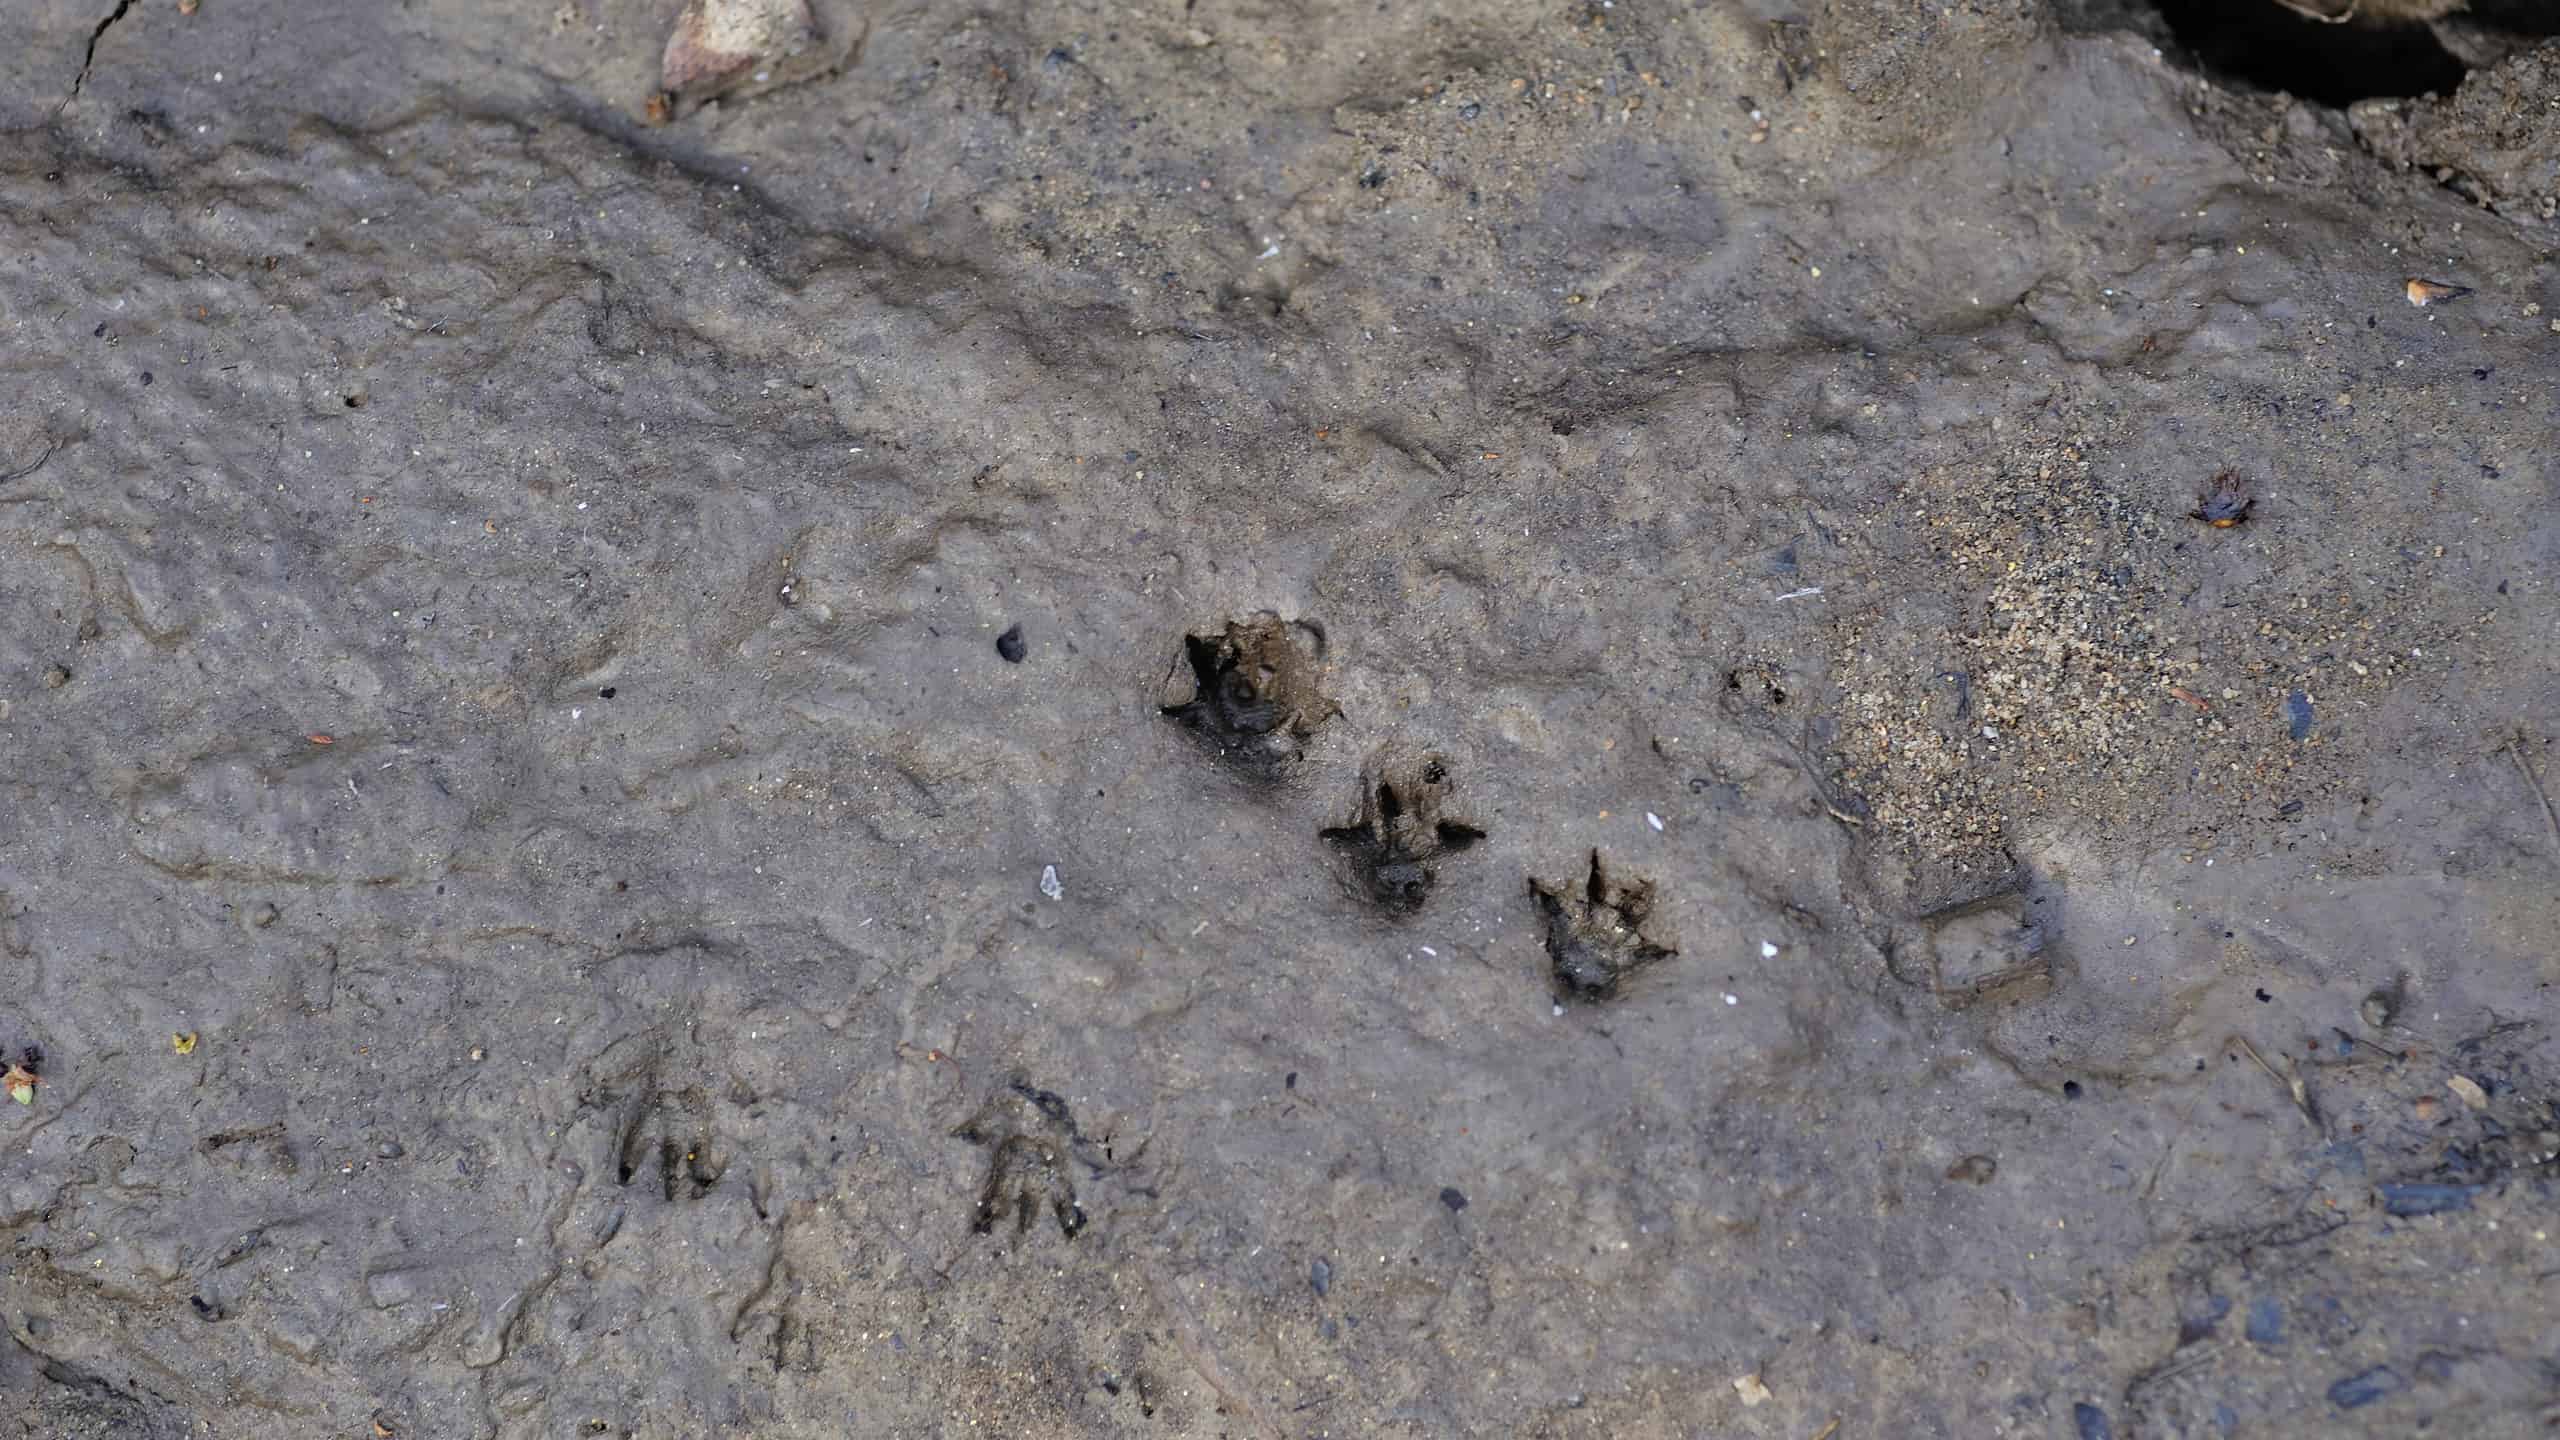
[2403, 278, 2474, 308]
[4, 1063, 35, 1105]
[2447, 1074, 2490, 1111]
[172, 1032, 198, 1055]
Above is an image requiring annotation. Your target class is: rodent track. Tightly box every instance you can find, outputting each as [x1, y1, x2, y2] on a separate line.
[614, 1086, 725, 1202]
[952, 1080, 1093, 1240]
[1319, 744, 1485, 910]
[1159, 615, 1340, 775]
[1532, 849, 1678, 1002]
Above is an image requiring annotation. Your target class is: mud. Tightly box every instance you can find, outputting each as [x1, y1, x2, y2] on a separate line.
[2, 0, 2557, 1436]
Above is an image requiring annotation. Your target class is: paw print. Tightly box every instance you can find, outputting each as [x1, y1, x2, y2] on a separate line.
[1159, 615, 1340, 772]
[1533, 850, 1677, 1002]
[1320, 745, 1485, 909]
[953, 1081, 1090, 1240]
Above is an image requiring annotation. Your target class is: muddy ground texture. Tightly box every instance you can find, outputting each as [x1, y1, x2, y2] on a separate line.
[3, 0, 2559, 1435]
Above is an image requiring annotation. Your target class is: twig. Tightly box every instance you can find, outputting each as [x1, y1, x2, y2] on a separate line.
[1, 440, 59, 484]
[2505, 735, 2560, 861]
[1811, 1419, 1842, 1440]
[2233, 1035, 2317, 1126]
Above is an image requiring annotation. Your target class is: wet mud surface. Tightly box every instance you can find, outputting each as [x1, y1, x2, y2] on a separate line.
[3, 0, 2557, 1435]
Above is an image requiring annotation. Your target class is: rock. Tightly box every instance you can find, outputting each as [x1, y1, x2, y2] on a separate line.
[2327, 1365, 2406, 1410]
[660, 0, 839, 111]
[2377, 1182, 2477, 1216]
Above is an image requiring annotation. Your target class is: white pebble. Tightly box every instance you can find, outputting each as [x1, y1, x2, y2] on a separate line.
[1723, 993, 1739, 1006]
[1645, 812, 1663, 831]
[1760, 941, 1778, 959]
[1039, 865, 1064, 901]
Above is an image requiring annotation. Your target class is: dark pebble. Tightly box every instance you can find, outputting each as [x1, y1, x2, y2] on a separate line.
[995, 623, 1027, 663]
[188, 1294, 223, 1322]
[377, 1140, 404, 1159]
[2285, 690, 2314, 741]
[2072, 1401, 2113, 1440]
[2245, 1296, 2283, 1346]
[1310, 1257, 1331, 1296]
[1438, 1186, 1468, 1213]
[2327, 1365, 2405, 1410]
[2377, 1182, 2476, 1216]
[140, 371, 154, 385]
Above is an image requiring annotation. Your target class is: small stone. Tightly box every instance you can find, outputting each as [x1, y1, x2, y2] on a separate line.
[1945, 1154, 1997, 1185]
[1438, 1186, 1468, 1213]
[662, 0, 827, 107]
[377, 1140, 404, 1159]
[995, 623, 1027, 663]
[1039, 864, 1063, 902]
[1732, 1374, 1772, 1408]
[468, 1046, 487, 1063]
[2446, 1074, 2489, 1110]
[2327, 1365, 2406, 1410]
[42, 665, 69, 688]
[1309, 1257, 1331, 1296]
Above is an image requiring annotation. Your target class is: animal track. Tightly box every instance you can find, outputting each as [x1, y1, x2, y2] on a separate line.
[1533, 850, 1677, 1002]
[953, 1080, 1090, 1240]
[1159, 615, 1340, 772]
[614, 1087, 725, 1202]
[1319, 744, 1485, 909]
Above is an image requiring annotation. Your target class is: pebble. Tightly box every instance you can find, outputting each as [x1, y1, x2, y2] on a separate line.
[662, 0, 821, 104]
[2327, 1365, 2405, 1410]
[1309, 1257, 1331, 1296]
[2284, 690, 2314, 741]
[2378, 1182, 2477, 1216]
[995, 623, 1027, 663]
[1438, 1186, 1468, 1213]
[1039, 864, 1064, 901]
[2072, 1401, 2113, 1440]
[2245, 1296, 2283, 1346]
[377, 1141, 404, 1159]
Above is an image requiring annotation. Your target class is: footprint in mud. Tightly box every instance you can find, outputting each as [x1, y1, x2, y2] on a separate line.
[614, 1088, 725, 1202]
[953, 1080, 1090, 1240]
[1158, 615, 1340, 773]
[1319, 744, 1486, 910]
[1533, 850, 1677, 1002]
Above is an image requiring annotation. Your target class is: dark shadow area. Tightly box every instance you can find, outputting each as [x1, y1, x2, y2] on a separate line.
[2144, 0, 2467, 106]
